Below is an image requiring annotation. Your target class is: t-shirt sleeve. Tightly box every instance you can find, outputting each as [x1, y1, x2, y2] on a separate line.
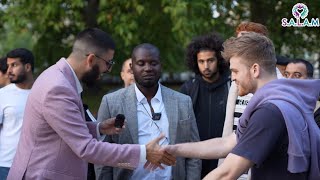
[231, 103, 286, 166]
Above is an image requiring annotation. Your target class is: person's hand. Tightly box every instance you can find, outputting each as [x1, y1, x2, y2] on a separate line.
[143, 134, 176, 170]
[162, 145, 179, 156]
[99, 117, 125, 135]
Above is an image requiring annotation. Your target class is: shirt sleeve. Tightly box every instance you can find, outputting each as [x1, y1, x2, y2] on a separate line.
[0, 103, 3, 125]
[139, 145, 146, 163]
[231, 103, 286, 166]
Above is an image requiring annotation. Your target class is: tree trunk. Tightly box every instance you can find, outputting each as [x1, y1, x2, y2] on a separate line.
[249, 1, 275, 24]
[83, 0, 99, 27]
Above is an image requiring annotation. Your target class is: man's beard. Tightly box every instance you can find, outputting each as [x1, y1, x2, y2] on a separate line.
[81, 64, 100, 88]
[10, 72, 26, 84]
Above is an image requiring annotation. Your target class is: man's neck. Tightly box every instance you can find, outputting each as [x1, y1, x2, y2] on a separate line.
[67, 57, 83, 81]
[137, 83, 159, 102]
[16, 76, 34, 89]
[254, 75, 277, 94]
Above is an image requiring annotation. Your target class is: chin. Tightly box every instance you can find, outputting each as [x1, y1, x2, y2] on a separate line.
[141, 82, 157, 88]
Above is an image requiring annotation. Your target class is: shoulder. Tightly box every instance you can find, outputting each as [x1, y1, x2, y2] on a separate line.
[106, 87, 126, 97]
[254, 103, 282, 115]
[250, 103, 284, 127]
[180, 78, 198, 93]
[103, 86, 130, 102]
[181, 78, 198, 88]
[0, 84, 16, 97]
[33, 64, 70, 91]
[162, 85, 192, 102]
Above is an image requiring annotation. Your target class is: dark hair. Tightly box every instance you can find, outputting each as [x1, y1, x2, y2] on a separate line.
[7, 48, 35, 72]
[73, 28, 115, 57]
[276, 55, 291, 65]
[186, 32, 228, 75]
[290, 58, 314, 78]
[0, 57, 8, 74]
[131, 43, 160, 61]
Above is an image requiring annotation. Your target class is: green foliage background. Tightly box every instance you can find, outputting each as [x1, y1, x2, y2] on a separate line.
[1, 0, 319, 74]
[0, 0, 319, 113]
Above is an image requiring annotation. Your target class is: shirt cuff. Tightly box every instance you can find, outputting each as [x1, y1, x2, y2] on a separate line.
[139, 145, 147, 163]
[96, 122, 106, 141]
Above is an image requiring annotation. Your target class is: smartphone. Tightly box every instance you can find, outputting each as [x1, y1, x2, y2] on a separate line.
[114, 114, 125, 128]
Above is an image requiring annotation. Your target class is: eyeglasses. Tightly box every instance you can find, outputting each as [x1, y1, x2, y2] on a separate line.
[86, 54, 115, 71]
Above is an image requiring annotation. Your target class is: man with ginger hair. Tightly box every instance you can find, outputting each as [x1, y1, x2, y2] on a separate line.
[164, 32, 320, 180]
[235, 22, 268, 37]
[222, 22, 283, 139]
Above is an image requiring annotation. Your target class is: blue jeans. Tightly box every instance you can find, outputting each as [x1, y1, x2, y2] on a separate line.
[0, 167, 10, 180]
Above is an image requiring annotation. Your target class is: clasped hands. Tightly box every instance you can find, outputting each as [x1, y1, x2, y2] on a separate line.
[144, 134, 176, 170]
[99, 118, 176, 170]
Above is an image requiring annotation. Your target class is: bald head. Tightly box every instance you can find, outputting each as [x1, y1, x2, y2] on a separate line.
[121, 58, 134, 87]
[131, 43, 160, 62]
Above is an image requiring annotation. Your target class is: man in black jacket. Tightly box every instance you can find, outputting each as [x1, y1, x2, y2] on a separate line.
[180, 32, 230, 178]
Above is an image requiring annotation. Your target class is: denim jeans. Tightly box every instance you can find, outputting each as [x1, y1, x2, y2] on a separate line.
[0, 167, 10, 180]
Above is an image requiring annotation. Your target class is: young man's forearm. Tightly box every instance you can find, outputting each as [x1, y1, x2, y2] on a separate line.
[169, 133, 237, 159]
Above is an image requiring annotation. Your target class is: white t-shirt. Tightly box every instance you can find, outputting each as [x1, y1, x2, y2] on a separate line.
[0, 84, 30, 167]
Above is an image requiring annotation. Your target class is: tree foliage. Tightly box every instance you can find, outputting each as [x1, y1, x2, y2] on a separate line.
[0, 0, 319, 74]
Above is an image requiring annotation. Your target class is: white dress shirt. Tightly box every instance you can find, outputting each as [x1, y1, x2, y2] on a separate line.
[131, 83, 171, 180]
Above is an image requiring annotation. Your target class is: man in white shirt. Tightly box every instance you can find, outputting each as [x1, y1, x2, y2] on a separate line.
[97, 43, 201, 180]
[0, 48, 35, 180]
[0, 57, 10, 88]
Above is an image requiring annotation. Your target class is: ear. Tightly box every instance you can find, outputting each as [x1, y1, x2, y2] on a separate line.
[85, 54, 95, 68]
[120, 71, 125, 80]
[251, 63, 260, 78]
[25, 63, 32, 72]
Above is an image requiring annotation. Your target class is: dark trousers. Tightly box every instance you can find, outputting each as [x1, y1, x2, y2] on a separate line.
[0, 166, 10, 180]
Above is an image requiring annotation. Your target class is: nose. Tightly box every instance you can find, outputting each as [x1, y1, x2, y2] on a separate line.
[7, 66, 13, 74]
[144, 63, 152, 71]
[231, 72, 236, 81]
[204, 61, 209, 69]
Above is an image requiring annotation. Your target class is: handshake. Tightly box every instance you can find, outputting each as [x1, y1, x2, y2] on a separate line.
[144, 134, 176, 170]
[99, 115, 177, 170]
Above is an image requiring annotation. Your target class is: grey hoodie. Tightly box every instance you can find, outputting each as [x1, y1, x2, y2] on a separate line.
[237, 79, 320, 180]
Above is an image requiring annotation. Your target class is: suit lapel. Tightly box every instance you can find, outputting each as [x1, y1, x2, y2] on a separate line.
[162, 86, 178, 144]
[56, 58, 85, 120]
[122, 86, 139, 144]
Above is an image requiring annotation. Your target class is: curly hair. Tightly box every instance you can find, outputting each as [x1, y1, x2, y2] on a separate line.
[186, 32, 228, 75]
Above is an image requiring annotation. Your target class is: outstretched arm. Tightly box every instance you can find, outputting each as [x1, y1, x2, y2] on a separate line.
[203, 153, 253, 180]
[165, 133, 237, 160]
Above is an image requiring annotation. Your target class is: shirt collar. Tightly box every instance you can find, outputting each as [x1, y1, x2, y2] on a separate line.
[65, 59, 83, 94]
[134, 82, 162, 104]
